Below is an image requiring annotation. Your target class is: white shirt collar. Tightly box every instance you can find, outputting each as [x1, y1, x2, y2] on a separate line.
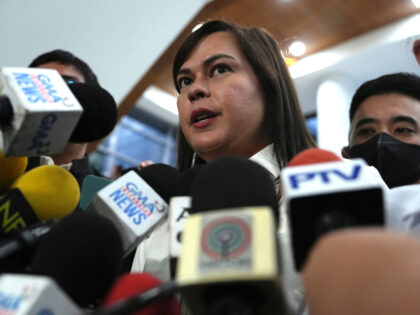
[249, 144, 280, 180]
[39, 155, 72, 171]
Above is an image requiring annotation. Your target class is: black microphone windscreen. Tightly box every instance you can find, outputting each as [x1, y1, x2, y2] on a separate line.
[68, 83, 117, 143]
[133, 164, 182, 203]
[179, 164, 205, 196]
[189, 156, 279, 225]
[30, 212, 124, 307]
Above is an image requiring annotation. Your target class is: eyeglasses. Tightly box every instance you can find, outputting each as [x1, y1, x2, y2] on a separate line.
[61, 75, 81, 84]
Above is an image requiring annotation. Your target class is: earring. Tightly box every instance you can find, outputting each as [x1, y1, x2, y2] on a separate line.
[191, 152, 197, 167]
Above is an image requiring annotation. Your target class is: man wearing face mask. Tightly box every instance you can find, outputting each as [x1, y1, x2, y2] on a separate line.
[341, 72, 420, 188]
[341, 72, 420, 231]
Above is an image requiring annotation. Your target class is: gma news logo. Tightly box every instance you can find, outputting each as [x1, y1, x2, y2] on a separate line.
[109, 182, 166, 225]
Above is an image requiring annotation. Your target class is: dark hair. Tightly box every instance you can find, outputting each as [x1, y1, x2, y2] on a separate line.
[29, 49, 99, 86]
[350, 72, 420, 121]
[173, 20, 315, 172]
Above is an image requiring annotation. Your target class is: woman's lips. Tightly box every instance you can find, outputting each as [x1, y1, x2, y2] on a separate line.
[190, 109, 219, 128]
[192, 115, 218, 128]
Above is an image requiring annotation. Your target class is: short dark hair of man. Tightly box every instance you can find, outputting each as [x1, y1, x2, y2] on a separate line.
[29, 49, 99, 86]
[349, 72, 420, 122]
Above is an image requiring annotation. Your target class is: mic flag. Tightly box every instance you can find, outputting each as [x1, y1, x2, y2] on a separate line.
[177, 207, 289, 315]
[281, 148, 386, 270]
[0, 274, 80, 314]
[0, 67, 83, 156]
[169, 196, 191, 260]
[88, 170, 169, 255]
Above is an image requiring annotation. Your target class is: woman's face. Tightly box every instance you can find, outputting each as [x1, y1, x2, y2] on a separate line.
[176, 31, 270, 162]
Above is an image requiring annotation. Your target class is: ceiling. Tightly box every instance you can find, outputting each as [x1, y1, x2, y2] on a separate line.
[116, 0, 420, 120]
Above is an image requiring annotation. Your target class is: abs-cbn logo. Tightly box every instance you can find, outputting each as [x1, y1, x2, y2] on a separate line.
[12, 72, 62, 104]
[109, 182, 166, 225]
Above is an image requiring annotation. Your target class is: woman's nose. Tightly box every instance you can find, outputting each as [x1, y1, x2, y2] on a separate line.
[187, 78, 210, 102]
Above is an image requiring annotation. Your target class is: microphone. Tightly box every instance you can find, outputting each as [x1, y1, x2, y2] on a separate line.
[168, 196, 190, 275]
[166, 165, 205, 278]
[67, 83, 117, 143]
[0, 67, 83, 156]
[0, 150, 27, 192]
[281, 148, 386, 270]
[0, 273, 81, 314]
[0, 164, 80, 239]
[79, 175, 113, 210]
[93, 272, 180, 315]
[168, 157, 278, 280]
[0, 220, 56, 272]
[177, 207, 287, 315]
[176, 156, 291, 315]
[29, 212, 124, 307]
[87, 164, 182, 255]
[189, 156, 279, 225]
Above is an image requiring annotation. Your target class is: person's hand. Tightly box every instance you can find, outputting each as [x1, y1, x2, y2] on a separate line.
[302, 228, 420, 315]
[139, 160, 154, 168]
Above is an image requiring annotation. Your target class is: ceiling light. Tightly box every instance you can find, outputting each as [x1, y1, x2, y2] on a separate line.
[289, 41, 307, 57]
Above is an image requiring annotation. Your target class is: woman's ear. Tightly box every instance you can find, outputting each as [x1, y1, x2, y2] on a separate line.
[341, 146, 351, 159]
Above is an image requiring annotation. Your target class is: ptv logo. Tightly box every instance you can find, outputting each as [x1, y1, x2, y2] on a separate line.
[288, 164, 362, 189]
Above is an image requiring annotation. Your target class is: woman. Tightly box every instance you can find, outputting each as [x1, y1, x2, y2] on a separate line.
[174, 19, 315, 172]
[132, 19, 315, 312]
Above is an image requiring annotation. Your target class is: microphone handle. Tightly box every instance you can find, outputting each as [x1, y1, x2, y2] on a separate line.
[0, 220, 56, 264]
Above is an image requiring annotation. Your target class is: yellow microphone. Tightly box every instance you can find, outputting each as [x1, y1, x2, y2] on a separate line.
[0, 150, 27, 192]
[9, 165, 80, 221]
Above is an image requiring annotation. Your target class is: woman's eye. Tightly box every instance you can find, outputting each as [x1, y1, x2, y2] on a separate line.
[211, 64, 231, 76]
[178, 77, 193, 89]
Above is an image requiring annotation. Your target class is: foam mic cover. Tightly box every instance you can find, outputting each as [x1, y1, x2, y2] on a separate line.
[179, 164, 204, 196]
[29, 212, 124, 307]
[287, 147, 342, 166]
[132, 164, 183, 203]
[10, 165, 80, 221]
[99, 273, 180, 315]
[189, 156, 279, 226]
[0, 150, 27, 192]
[68, 83, 117, 143]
